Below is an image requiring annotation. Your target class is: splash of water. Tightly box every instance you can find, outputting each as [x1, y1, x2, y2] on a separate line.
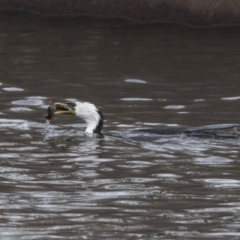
[45, 119, 50, 128]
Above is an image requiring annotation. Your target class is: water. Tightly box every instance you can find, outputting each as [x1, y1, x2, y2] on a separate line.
[0, 15, 240, 239]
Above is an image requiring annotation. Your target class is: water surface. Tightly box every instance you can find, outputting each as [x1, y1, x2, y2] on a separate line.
[0, 15, 240, 239]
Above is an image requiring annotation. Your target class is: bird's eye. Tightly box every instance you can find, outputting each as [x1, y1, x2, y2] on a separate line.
[66, 102, 76, 109]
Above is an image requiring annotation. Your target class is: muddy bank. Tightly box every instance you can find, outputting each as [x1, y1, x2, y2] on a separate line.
[1, 0, 240, 26]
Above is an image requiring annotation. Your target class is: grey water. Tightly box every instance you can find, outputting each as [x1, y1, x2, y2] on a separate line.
[0, 15, 240, 239]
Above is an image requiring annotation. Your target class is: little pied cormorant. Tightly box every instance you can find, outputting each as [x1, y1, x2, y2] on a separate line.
[45, 101, 240, 139]
[45, 101, 104, 136]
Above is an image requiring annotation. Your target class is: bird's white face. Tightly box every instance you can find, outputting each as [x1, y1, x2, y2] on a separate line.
[74, 102, 98, 120]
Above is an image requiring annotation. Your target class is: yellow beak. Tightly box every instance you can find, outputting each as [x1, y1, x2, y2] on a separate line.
[45, 102, 76, 120]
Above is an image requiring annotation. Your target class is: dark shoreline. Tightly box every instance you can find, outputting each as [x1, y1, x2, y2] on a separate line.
[1, 0, 240, 27]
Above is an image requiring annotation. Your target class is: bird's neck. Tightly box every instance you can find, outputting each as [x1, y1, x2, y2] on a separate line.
[75, 102, 104, 136]
[85, 115, 103, 136]
[85, 120, 101, 134]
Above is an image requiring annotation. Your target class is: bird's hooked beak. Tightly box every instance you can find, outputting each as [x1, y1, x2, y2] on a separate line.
[45, 102, 76, 120]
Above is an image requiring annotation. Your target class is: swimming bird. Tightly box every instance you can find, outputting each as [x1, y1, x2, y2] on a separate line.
[45, 101, 240, 139]
[45, 101, 104, 137]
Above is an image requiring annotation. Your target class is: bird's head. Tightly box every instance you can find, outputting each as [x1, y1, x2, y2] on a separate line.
[45, 101, 104, 136]
[45, 102, 76, 120]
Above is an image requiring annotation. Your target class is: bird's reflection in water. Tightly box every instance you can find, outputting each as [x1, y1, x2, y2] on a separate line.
[44, 130, 104, 154]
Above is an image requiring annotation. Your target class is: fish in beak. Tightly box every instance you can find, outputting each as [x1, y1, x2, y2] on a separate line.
[45, 102, 76, 120]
